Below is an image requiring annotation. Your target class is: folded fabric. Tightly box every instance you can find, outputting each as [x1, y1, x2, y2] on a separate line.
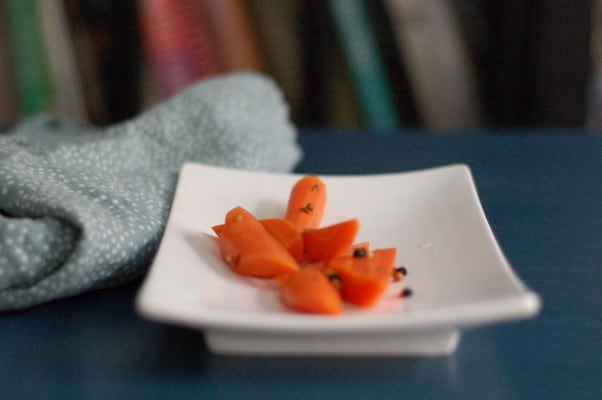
[0, 73, 302, 310]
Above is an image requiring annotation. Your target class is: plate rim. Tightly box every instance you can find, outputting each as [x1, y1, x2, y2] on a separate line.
[136, 288, 541, 334]
[135, 162, 542, 336]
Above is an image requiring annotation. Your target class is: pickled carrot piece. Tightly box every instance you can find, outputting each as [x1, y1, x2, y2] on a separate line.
[279, 268, 342, 315]
[285, 175, 326, 230]
[301, 219, 359, 262]
[326, 248, 396, 307]
[215, 207, 299, 278]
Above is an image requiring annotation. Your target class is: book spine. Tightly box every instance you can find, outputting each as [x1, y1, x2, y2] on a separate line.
[366, 0, 420, 126]
[138, 0, 220, 97]
[37, 0, 87, 122]
[82, 0, 142, 124]
[62, 0, 106, 124]
[199, 0, 265, 72]
[0, 2, 20, 127]
[587, 0, 602, 130]
[329, 49, 363, 129]
[385, 0, 482, 130]
[329, 0, 400, 132]
[299, 0, 336, 127]
[247, 0, 304, 121]
[5, 0, 53, 116]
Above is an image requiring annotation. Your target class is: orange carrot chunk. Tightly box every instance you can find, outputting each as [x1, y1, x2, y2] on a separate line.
[279, 268, 342, 315]
[301, 260, 326, 270]
[215, 207, 299, 278]
[215, 218, 305, 262]
[327, 248, 397, 307]
[340, 241, 370, 257]
[372, 248, 397, 275]
[302, 219, 360, 262]
[285, 175, 327, 230]
[260, 218, 305, 262]
[211, 224, 225, 236]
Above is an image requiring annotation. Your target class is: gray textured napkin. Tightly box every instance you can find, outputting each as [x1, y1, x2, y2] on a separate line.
[0, 73, 302, 310]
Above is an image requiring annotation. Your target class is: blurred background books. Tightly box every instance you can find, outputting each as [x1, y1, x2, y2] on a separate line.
[0, 0, 598, 133]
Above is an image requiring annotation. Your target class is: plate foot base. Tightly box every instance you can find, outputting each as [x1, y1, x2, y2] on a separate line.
[205, 328, 460, 356]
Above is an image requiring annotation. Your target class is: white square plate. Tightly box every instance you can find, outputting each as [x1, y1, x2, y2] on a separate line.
[136, 163, 541, 356]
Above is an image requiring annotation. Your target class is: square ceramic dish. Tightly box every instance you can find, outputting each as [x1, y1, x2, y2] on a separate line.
[136, 163, 541, 356]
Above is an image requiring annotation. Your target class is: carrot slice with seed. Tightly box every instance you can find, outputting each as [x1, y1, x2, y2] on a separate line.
[285, 175, 326, 230]
[340, 241, 370, 257]
[214, 218, 304, 262]
[279, 268, 342, 315]
[260, 218, 305, 262]
[327, 248, 396, 307]
[215, 207, 299, 278]
[302, 219, 359, 262]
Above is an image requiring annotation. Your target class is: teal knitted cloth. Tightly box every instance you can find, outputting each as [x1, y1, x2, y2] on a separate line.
[0, 73, 302, 310]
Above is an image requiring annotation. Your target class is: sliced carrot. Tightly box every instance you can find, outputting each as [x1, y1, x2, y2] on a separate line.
[327, 248, 397, 307]
[215, 218, 304, 262]
[372, 248, 397, 275]
[285, 175, 327, 230]
[215, 207, 299, 278]
[340, 241, 370, 257]
[211, 174, 402, 315]
[211, 224, 225, 236]
[279, 268, 342, 315]
[302, 219, 360, 262]
[259, 218, 305, 262]
[301, 260, 326, 270]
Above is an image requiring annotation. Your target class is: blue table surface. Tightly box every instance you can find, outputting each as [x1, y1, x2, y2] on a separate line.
[1, 131, 600, 400]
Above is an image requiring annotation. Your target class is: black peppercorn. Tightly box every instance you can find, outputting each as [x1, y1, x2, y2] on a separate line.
[353, 248, 368, 258]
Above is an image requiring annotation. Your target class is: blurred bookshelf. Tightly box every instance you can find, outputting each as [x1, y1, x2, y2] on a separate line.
[0, 0, 598, 133]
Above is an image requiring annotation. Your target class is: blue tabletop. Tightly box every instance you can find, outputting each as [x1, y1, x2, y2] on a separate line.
[1, 131, 600, 400]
